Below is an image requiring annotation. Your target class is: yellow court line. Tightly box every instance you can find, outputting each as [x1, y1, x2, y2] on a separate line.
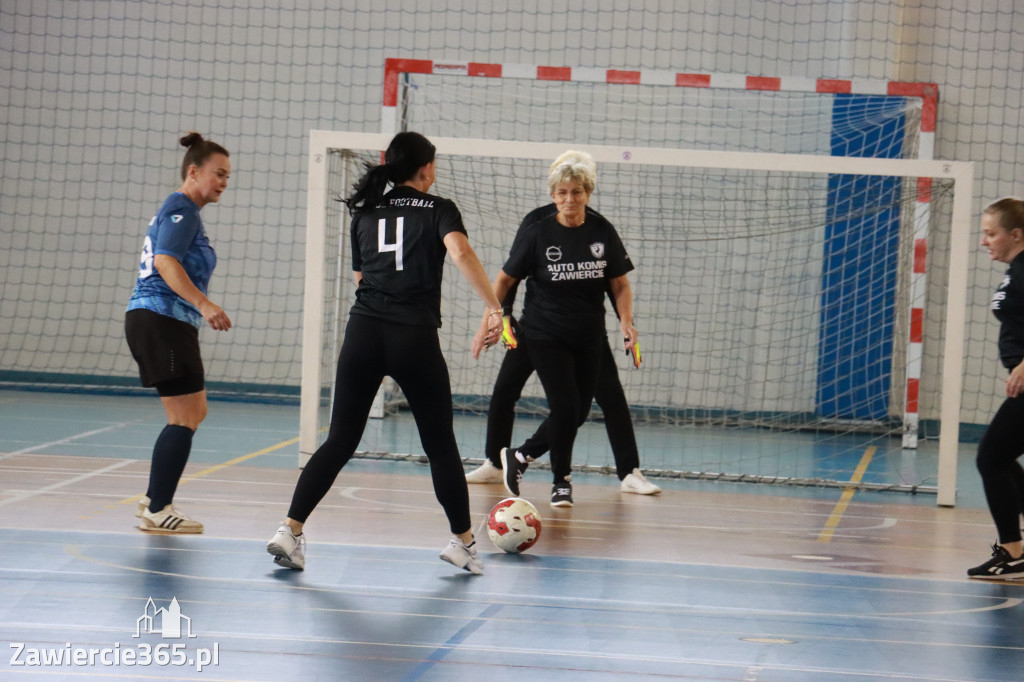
[817, 446, 876, 544]
[108, 435, 300, 510]
[180, 435, 300, 483]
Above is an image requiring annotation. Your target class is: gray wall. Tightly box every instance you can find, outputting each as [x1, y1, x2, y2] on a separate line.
[2, 0, 1022, 426]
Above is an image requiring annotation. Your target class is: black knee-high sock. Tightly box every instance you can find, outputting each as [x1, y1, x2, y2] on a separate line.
[146, 425, 195, 512]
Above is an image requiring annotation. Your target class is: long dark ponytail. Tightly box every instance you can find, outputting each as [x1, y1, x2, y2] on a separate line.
[343, 131, 436, 214]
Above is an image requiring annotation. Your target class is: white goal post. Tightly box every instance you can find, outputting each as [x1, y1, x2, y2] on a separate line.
[301, 130, 973, 506]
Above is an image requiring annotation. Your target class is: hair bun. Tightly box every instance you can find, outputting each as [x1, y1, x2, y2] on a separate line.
[179, 131, 205, 148]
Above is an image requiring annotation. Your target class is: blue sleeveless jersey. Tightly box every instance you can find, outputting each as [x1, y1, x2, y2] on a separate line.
[126, 192, 217, 328]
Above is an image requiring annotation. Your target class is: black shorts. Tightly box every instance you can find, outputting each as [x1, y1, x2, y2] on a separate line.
[125, 309, 205, 397]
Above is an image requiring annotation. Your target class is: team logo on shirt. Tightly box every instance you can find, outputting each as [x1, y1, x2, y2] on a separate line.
[993, 274, 1012, 310]
[171, 214, 184, 223]
[545, 246, 562, 262]
[590, 242, 605, 258]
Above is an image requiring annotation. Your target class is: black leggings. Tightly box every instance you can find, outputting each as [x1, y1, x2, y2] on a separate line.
[287, 315, 471, 534]
[485, 337, 639, 479]
[976, 394, 1024, 544]
[521, 338, 602, 484]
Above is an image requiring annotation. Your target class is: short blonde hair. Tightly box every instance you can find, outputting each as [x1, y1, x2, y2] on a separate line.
[985, 197, 1024, 234]
[547, 150, 596, 195]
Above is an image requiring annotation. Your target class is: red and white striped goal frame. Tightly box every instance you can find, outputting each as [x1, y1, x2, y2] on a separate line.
[381, 57, 938, 448]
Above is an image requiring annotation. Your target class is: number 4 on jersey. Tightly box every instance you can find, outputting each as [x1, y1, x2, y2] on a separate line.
[378, 217, 404, 270]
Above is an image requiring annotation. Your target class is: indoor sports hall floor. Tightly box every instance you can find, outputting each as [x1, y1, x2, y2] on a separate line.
[2, 388, 1023, 681]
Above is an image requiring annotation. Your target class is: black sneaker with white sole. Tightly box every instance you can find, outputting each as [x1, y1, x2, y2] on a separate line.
[550, 481, 573, 508]
[500, 447, 528, 497]
[967, 544, 1024, 580]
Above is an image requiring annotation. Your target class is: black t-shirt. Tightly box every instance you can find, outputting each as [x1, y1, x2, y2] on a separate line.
[501, 205, 622, 319]
[992, 251, 1024, 368]
[502, 206, 633, 347]
[349, 185, 466, 327]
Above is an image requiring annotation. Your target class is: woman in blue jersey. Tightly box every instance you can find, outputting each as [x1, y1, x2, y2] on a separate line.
[266, 132, 503, 573]
[125, 132, 232, 534]
[968, 197, 1024, 580]
[480, 150, 638, 508]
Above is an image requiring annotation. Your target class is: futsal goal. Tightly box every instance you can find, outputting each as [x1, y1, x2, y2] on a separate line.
[383, 58, 943, 450]
[302, 131, 973, 506]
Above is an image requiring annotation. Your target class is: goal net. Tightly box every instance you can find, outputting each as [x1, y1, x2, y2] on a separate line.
[384, 60, 949, 447]
[303, 132, 973, 505]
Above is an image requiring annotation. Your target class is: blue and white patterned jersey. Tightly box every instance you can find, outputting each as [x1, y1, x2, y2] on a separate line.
[126, 192, 217, 328]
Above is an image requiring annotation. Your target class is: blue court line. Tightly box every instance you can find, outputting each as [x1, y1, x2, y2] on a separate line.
[401, 602, 505, 681]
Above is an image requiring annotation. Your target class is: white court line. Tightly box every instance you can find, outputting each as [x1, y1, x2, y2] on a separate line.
[0, 459, 134, 507]
[57, 543, 1024, 620]
[0, 419, 145, 461]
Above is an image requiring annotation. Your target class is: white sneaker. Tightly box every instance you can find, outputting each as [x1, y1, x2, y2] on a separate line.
[439, 538, 484, 575]
[139, 504, 204, 534]
[465, 459, 503, 484]
[621, 468, 661, 495]
[135, 495, 150, 518]
[267, 525, 306, 570]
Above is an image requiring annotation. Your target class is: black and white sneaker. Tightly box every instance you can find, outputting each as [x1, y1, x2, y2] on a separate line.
[550, 480, 573, 508]
[967, 544, 1024, 580]
[139, 504, 203, 534]
[500, 447, 528, 497]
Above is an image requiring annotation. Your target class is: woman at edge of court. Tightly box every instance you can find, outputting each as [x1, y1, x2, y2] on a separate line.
[968, 196, 1024, 580]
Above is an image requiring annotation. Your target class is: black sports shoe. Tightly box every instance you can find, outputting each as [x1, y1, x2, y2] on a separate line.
[550, 481, 573, 508]
[967, 544, 1024, 580]
[500, 447, 527, 497]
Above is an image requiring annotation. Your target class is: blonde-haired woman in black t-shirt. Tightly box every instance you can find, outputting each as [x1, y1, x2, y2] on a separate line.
[482, 150, 638, 508]
[969, 197, 1024, 580]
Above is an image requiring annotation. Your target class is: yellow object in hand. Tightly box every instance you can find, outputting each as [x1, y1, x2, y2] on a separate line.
[626, 340, 641, 368]
[501, 316, 518, 349]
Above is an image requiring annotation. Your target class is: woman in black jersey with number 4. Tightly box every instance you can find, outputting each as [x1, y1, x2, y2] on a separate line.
[484, 150, 638, 508]
[968, 197, 1024, 580]
[266, 132, 503, 574]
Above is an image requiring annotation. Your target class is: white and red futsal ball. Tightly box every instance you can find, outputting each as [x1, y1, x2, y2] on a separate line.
[487, 497, 542, 553]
